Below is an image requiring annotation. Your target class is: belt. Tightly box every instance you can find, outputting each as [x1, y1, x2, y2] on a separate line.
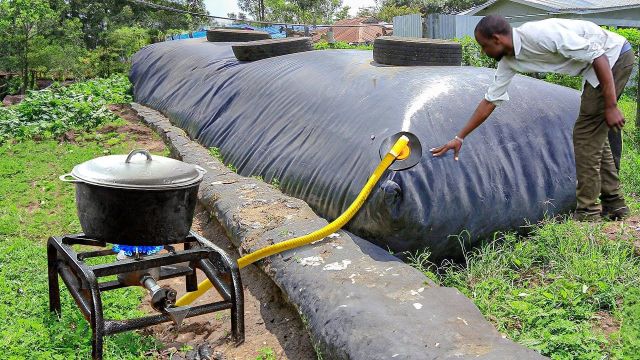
[620, 41, 632, 55]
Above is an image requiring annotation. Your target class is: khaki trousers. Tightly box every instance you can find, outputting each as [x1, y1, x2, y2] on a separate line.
[574, 50, 635, 215]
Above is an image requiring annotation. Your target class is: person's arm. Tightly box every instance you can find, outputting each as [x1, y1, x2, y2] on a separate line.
[548, 25, 624, 129]
[430, 60, 513, 161]
[430, 99, 495, 160]
[592, 55, 624, 130]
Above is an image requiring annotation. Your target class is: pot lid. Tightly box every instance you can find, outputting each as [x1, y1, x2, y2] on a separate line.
[70, 149, 206, 190]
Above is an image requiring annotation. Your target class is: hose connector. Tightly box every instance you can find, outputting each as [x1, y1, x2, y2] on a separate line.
[389, 135, 410, 158]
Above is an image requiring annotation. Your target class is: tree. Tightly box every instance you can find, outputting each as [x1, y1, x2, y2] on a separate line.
[54, 0, 209, 49]
[357, 6, 378, 18]
[334, 5, 350, 21]
[420, 0, 486, 14]
[377, 4, 421, 22]
[0, 0, 57, 93]
[30, 17, 86, 81]
[264, 0, 299, 23]
[290, 0, 342, 24]
[238, 0, 267, 21]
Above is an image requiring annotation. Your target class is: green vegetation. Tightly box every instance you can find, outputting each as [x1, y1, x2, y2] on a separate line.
[208, 146, 240, 173]
[0, 76, 164, 358]
[0, 135, 161, 359]
[0, 75, 131, 143]
[410, 97, 640, 359]
[314, 41, 373, 50]
[455, 36, 497, 68]
[271, 177, 281, 189]
[255, 347, 276, 360]
[0, 0, 210, 94]
[209, 147, 223, 162]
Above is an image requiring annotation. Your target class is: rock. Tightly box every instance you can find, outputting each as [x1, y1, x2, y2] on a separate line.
[212, 350, 226, 360]
[198, 344, 213, 360]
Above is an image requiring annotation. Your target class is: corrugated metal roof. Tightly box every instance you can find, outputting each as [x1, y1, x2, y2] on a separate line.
[521, 0, 640, 11]
[462, 0, 640, 14]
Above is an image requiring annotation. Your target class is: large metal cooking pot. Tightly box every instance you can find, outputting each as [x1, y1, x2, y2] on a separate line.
[60, 149, 206, 245]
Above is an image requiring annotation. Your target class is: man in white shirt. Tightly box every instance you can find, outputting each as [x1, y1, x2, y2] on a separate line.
[431, 16, 635, 221]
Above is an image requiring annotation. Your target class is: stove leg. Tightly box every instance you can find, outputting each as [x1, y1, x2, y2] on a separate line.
[47, 238, 61, 316]
[86, 272, 104, 360]
[228, 261, 245, 345]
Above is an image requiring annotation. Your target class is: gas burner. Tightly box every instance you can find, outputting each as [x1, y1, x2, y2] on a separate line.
[47, 231, 244, 360]
[112, 244, 164, 257]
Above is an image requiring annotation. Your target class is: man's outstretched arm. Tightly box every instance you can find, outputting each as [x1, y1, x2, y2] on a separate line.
[430, 99, 496, 160]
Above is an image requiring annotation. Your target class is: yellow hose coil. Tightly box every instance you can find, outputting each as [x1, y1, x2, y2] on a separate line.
[175, 136, 410, 306]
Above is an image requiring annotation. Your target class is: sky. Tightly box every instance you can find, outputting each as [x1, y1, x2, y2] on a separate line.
[203, 0, 377, 18]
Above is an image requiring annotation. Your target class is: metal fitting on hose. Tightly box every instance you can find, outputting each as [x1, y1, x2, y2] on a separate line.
[140, 275, 177, 312]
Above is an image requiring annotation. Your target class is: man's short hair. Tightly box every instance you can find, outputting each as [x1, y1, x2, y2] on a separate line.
[475, 15, 511, 38]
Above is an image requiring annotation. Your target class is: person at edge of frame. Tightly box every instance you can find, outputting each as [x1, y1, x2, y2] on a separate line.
[430, 16, 635, 222]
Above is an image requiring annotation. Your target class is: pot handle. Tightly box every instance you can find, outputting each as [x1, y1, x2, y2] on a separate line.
[195, 165, 207, 175]
[59, 173, 81, 183]
[125, 149, 153, 163]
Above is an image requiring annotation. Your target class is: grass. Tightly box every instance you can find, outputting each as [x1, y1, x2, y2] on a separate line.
[0, 121, 163, 359]
[409, 96, 640, 359]
[255, 347, 276, 360]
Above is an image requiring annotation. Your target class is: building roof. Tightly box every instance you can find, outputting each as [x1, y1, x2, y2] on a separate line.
[312, 17, 388, 43]
[461, 0, 640, 15]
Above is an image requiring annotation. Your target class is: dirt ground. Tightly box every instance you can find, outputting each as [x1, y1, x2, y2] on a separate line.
[603, 215, 640, 256]
[109, 104, 316, 360]
[140, 207, 317, 360]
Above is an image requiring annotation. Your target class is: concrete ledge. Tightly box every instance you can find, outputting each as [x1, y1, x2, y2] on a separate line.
[132, 103, 546, 359]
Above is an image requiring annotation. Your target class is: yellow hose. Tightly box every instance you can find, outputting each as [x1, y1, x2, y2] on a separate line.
[176, 135, 410, 306]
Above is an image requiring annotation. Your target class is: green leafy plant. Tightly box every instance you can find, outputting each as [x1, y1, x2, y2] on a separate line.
[454, 36, 497, 68]
[543, 73, 582, 91]
[209, 147, 223, 161]
[314, 41, 373, 51]
[0, 75, 131, 143]
[255, 347, 276, 360]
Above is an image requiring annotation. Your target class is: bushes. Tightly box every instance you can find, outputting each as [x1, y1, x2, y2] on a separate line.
[454, 36, 497, 68]
[0, 75, 131, 143]
[314, 41, 373, 50]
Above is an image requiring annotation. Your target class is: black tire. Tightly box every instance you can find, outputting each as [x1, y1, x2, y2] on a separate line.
[373, 36, 462, 66]
[206, 29, 271, 42]
[232, 37, 313, 61]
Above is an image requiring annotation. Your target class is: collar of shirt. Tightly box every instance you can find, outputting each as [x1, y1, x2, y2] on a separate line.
[512, 29, 522, 59]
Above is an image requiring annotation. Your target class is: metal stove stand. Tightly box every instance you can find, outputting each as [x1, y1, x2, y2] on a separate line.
[47, 231, 244, 360]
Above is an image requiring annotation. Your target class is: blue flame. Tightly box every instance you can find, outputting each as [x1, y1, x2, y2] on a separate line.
[112, 244, 164, 256]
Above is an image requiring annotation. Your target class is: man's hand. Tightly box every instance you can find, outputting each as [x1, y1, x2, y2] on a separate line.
[430, 138, 463, 161]
[604, 106, 625, 131]
[431, 99, 496, 161]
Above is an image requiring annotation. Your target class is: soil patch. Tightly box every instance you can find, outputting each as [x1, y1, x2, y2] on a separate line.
[141, 207, 316, 360]
[602, 215, 640, 255]
[107, 104, 165, 152]
[592, 311, 620, 339]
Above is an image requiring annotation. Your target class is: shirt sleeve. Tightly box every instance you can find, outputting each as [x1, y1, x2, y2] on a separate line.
[484, 60, 516, 106]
